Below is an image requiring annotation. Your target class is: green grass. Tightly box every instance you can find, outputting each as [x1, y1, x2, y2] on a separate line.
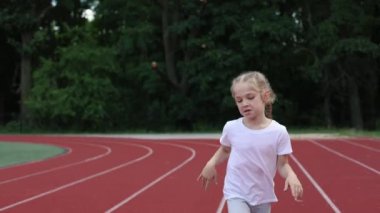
[0, 142, 66, 168]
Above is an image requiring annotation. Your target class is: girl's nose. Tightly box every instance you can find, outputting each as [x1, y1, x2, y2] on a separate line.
[241, 101, 249, 107]
[242, 99, 249, 106]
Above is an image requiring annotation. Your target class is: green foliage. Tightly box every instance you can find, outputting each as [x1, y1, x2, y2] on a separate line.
[27, 27, 121, 130]
[332, 38, 379, 56]
[1, 0, 379, 132]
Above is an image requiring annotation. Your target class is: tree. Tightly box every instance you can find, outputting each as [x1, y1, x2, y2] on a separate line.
[94, 0, 308, 130]
[27, 26, 121, 130]
[0, 0, 53, 120]
[2, 0, 378, 131]
[296, 0, 380, 129]
[0, 0, 94, 123]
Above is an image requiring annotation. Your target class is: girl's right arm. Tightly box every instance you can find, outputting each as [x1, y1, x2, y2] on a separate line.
[198, 145, 231, 190]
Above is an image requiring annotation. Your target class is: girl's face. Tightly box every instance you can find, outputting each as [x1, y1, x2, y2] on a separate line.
[232, 81, 267, 120]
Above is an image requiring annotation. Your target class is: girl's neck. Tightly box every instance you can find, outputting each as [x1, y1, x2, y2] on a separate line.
[243, 116, 272, 130]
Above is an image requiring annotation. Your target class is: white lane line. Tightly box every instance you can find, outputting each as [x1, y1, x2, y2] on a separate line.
[216, 197, 226, 213]
[204, 141, 340, 213]
[0, 143, 153, 212]
[340, 139, 380, 152]
[364, 137, 380, 143]
[105, 142, 196, 213]
[180, 141, 225, 213]
[290, 154, 341, 213]
[309, 139, 380, 175]
[0, 143, 111, 185]
[203, 142, 226, 213]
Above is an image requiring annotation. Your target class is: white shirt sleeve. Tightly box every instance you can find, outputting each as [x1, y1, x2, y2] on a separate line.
[220, 121, 231, 147]
[277, 127, 292, 155]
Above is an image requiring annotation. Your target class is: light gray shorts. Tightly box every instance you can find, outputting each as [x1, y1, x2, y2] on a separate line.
[227, 198, 271, 213]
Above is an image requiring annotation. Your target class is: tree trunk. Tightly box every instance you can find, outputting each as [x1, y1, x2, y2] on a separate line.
[20, 32, 33, 119]
[161, 0, 179, 88]
[323, 94, 333, 128]
[361, 61, 378, 130]
[0, 94, 4, 125]
[347, 76, 363, 130]
[364, 69, 378, 129]
[322, 68, 333, 128]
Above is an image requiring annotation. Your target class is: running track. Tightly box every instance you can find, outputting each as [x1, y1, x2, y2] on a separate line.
[0, 135, 379, 212]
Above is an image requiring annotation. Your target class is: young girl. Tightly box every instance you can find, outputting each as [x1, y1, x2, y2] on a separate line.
[198, 71, 303, 213]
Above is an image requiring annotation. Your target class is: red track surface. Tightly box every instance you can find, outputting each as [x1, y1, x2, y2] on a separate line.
[0, 135, 379, 213]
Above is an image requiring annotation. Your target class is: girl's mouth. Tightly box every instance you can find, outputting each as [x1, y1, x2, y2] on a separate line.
[243, 109, 251, 114]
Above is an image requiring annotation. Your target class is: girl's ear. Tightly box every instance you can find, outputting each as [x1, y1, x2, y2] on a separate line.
[262, 90, 271, 103]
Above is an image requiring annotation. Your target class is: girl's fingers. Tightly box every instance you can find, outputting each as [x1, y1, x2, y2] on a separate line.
[293, 186, 303, 201]
[198, 175, 209, 190]
[291, 187, 296, 197]
[201, 177, 210, 190]
[283, 180, 289, 191]
[198, 173, 217, 190]
[287, 182, 303, 200]
[298, 186, 304, 198]
[204, 179, 210, 190]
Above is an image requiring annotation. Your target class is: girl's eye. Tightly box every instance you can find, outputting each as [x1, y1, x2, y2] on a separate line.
[247, 96, 255, 100]
[235, 99, 242, 103]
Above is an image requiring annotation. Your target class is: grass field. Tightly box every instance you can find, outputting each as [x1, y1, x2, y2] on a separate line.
[0, 141, 65, 168]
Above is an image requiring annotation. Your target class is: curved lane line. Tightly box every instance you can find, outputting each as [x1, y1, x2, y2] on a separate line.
[181, 141, 225, 213]
[0, 143, 153, 212]
[165, 140, 225, 213]
[105, 142, 196, 213]
[187, 141, 225, 213]
[204, 142, 226, 213]
[309, 139, 380, 175]
[0, 143, 111, 185]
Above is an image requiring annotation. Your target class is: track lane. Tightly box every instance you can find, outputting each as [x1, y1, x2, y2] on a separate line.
[0, 143, 110, 185]
[118, 139, 337, 213]
[0, 138, 195, 212]
[108, 139, 225, 213]
[106, 141, 197, 213]
[0, 136, 110, 180]
[195, 139, 336, 213]
[308, 139, 380, 175]
[291, 139, 379, 213]
[0, 138, 150, 212]
[343, 137, 380, 149]
[313, 138, 379, 172]
[1, 135, 378, 212]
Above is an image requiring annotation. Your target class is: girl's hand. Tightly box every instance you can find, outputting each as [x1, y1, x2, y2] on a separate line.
[284, 172, 303, 201]
[197, 163, 217, 190]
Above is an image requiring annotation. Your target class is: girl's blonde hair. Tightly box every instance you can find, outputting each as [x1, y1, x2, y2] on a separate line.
[230, 71, 277, 118]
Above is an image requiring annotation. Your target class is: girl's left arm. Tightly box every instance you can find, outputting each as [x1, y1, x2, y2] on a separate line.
[277, 155, 303, 201]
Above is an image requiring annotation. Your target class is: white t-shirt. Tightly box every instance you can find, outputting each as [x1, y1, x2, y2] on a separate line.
[220, 117, 292, 205]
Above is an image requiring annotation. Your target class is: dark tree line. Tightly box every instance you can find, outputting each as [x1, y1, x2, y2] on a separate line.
[0, 0, 379, 132]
